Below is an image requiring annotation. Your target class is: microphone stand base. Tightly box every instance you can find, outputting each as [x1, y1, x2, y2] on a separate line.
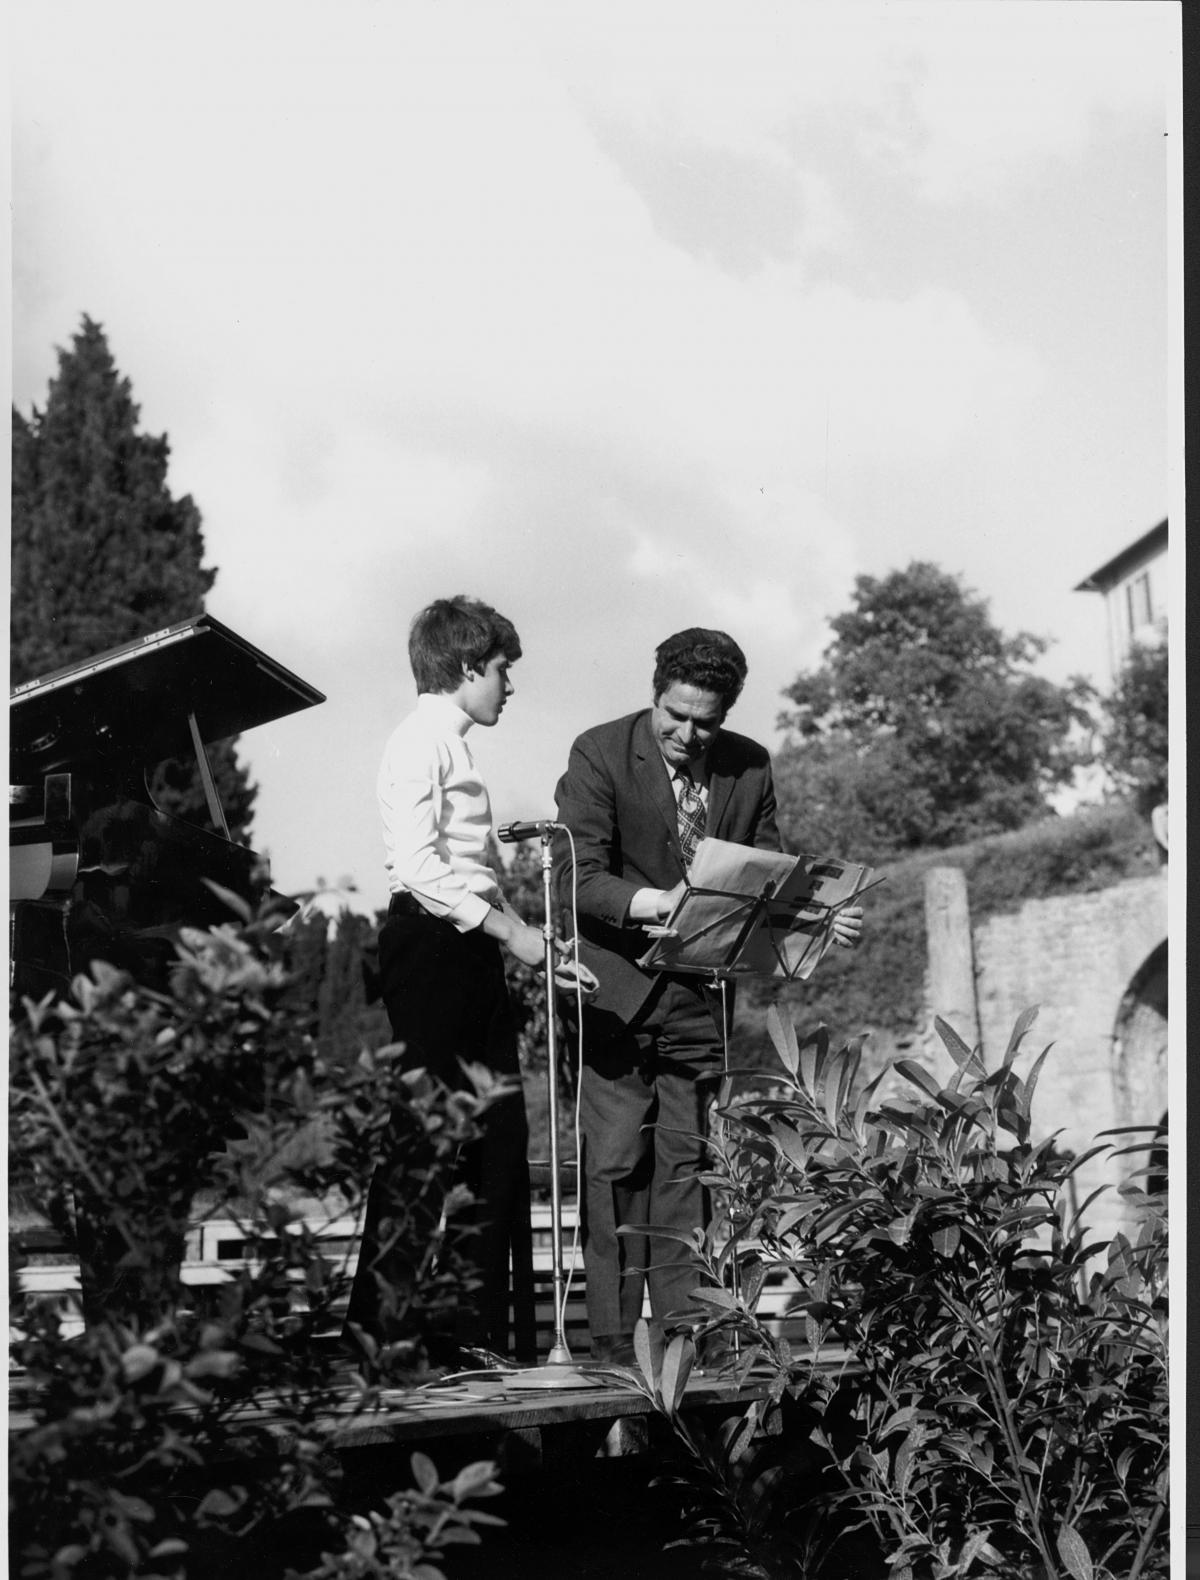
[508, 1352, 602, 1390]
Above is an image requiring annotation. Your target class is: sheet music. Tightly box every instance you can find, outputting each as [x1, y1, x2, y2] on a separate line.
[637, 836, 875, 981]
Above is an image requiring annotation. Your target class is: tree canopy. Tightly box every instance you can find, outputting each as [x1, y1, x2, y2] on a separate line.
[773, 562, 1094, 862]
[11, 317, 255, 840]
[1098, 629, 1168, 816]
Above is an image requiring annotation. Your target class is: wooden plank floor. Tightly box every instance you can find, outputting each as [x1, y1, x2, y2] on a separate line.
[10, 1349, 860, 1451]
[312, 1371, 776, 1452]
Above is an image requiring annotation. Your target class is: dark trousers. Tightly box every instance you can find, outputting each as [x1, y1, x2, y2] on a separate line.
[578, 977, 723, 1343]
[344, 897, 530, 1355]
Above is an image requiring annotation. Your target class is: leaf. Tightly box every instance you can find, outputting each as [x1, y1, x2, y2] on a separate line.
[957, 1530, 995, 1569]
[895, 1059, 943, 1103]
[185, 1350, 240, 1380]
[932, 1224, 961, 1258]
[633, 1317, 664, 1397]
[411, 1451, 440, 1495]
[1022, 1040, 1055, 1112]
[886, 1212, 915, 1247]
[450, 1461, 499, 1501]
[660, 1333, 695, 1413]
[772, 1204, 811, 1237]
[878, 1406, 921, 1437]
[722, 1409, 758, 1467]
[1056, 1523, 1094, 1580]
[121, 1344, 160, 1382]
[773, 1124, 809, 1171]
[195, 1488, 245, 1522]
[199, 877, 254, 922]
[766, 1003, 800, 1077]
[1003, 1006, 1040, 1066]
[109, 1492, 155, 1522]
[812, 1197, 865, 1244]
[690, 1286, 739, 1310]
[616, 1224, 699, 1250]
[798, 1025, 829, 1097]
[933, 1016, 985, 1078]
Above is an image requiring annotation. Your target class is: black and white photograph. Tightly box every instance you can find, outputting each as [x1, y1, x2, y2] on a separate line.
[9, 4, 1180, 1577]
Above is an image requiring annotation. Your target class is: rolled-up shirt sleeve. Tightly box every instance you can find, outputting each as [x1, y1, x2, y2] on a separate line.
[378, 723, 495, 933]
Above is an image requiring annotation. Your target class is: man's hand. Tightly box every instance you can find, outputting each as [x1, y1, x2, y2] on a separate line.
[655, 879, 688, 922]
[832, 905, 864, 949]
[553, 941, 599, 997]
[636, 878, 689, 938]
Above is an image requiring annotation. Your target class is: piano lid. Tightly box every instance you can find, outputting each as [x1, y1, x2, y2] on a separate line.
[11, 615, 326, 774]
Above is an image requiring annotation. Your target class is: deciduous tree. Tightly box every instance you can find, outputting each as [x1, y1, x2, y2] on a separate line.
[1099, 628, 1168, 816]
[774, 562, 1093, 860]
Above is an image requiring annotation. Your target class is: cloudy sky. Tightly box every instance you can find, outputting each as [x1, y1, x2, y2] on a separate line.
[11, 1, 1179, 911]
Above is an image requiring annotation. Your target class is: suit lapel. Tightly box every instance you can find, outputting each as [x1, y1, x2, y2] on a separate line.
[705, 732, 735, 835]
[633, 712, 683, 854]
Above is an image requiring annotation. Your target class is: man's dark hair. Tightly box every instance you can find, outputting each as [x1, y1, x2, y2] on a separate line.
[408, 595, 522, 695]
[652, 628, 748, 716]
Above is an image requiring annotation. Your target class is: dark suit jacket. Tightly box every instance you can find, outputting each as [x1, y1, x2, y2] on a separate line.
[553, 709, 782, 1026]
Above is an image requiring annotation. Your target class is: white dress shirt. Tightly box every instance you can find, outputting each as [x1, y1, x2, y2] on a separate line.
[377, 692, 503, 932]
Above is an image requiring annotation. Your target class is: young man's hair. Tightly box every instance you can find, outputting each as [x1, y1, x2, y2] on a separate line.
[409, 596, 522, 695]
[652, 628, 748, 716]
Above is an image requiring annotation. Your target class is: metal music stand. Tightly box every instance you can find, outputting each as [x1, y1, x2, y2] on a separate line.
[634, 841, 879, 1354]
[637, 840, 879, 997]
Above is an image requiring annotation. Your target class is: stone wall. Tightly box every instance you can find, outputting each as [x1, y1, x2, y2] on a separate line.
[925, 869, 1168, 1247]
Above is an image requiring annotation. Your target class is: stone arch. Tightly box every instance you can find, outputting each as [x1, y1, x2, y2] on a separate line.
[1111, 940, 1168, 1200]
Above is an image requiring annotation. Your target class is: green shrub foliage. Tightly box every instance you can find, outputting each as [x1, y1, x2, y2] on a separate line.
[9, 900, 506, 1579]
[623, 1009, 1168, 1579]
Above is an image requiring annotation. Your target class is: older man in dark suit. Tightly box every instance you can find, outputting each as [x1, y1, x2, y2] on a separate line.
[554, 628, 861, 1362]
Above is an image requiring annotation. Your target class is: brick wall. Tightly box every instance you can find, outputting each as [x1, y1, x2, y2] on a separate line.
[967, 873, 1167, 1245]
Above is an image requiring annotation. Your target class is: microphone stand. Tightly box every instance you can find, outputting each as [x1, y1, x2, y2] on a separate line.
[508, 826, 593, 1390]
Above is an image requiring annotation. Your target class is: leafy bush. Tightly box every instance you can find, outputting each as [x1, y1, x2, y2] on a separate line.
[9, 903, 507, 1579]
[624, 1008, 1169, 1579]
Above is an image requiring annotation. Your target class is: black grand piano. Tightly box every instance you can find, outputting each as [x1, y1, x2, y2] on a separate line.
[10, 615, 326, 997]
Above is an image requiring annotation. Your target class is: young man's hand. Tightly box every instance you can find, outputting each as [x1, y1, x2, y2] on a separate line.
[506, 920, 548, 968]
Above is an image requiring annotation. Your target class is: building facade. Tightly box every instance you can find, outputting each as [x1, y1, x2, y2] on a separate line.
[1074, 517, 1168, 684]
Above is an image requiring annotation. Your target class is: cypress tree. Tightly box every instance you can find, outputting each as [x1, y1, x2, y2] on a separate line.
[11, 316, 256, 841]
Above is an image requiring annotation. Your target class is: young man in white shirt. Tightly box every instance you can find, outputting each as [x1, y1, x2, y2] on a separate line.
[344, 595, 550, 1370]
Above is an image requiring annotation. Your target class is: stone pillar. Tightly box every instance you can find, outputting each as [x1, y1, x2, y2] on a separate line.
[924, 866, 982, 1077]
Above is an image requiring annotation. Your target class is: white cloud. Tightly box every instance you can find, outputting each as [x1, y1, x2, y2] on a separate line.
[11, 0, 1171, 903]
[537, 0, 1170, 207]
[894, 2, 1172, 204]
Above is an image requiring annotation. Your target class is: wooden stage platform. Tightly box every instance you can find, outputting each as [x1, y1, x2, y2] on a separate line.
[11, 1351, 857, 1476]
[326, 1363, 800, 1459]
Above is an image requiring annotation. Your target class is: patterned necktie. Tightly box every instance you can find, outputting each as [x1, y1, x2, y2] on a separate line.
[676, 769, 706, 869]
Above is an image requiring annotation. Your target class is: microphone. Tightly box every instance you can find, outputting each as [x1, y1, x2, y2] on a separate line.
[497, 819, 563, 843]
